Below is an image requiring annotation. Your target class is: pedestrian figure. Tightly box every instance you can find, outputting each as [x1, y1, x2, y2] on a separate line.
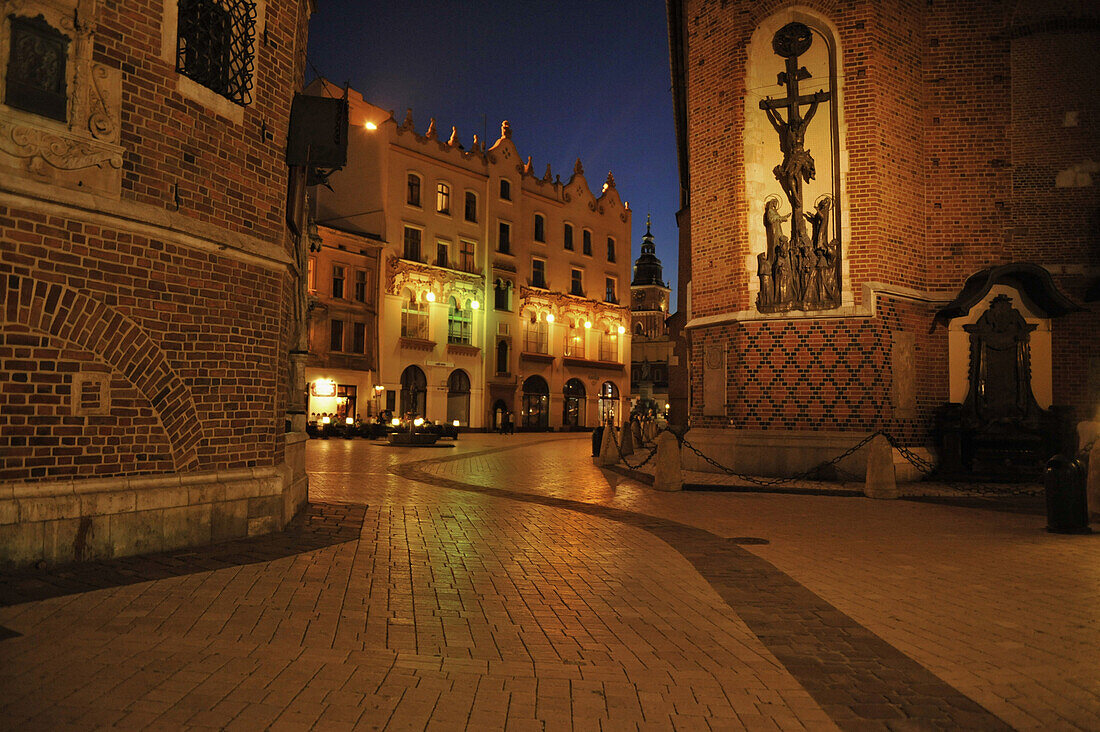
[504, 411, 514, 435]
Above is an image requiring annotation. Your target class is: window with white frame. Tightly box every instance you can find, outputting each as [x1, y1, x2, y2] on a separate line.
[599, 327, 616, 361]
[459, 240, 475, 273]
[564, 319, 585, 358]
[570, 268, 584, 297]
[331, 265, 345, 299]
[400, 289, 428, 339]
[464, 191, 477, 222]
[524, 312, 548, 354]
[436, 182, 450, 214]
[448, 298, 472, 345]
[531, 258, 547, 288]
[403, 226, 421, 261]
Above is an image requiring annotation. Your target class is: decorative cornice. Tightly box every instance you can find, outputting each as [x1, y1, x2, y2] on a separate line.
[0, 116, 122, 173]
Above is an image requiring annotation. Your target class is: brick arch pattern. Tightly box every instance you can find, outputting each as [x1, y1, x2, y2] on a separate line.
[2, 274, 203, 471]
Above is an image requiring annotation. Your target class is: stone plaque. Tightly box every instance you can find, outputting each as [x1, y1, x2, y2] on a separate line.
[891, 332, 917, 419]
[702, 344, 726, 416]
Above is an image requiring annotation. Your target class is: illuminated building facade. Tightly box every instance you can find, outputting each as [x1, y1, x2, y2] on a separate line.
[311, 85, 633, 430]
[304, 225, 382, 426]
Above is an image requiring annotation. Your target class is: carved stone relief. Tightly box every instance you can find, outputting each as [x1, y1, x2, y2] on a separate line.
[0, 0, 124, 197]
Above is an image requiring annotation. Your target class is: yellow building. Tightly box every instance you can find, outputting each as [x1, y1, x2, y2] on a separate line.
[304, 224, 382, 426]
[311, 83, 632, 429]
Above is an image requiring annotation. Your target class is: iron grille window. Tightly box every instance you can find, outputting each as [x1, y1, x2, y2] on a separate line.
[176, 0, 257, 106]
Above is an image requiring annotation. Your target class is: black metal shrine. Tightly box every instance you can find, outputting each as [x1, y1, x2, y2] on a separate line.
[756, 22, 841, 313]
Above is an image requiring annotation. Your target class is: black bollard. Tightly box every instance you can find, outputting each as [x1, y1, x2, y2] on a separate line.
[1043, 455, 1091, 534]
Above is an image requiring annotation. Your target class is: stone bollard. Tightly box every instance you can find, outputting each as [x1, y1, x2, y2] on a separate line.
[631, 420, 643, 447]
[596, 424, 617, 466]
[864, 434, 898, 499]
[653, 431, 683, 492]
[619, 423, 634, 456]
[1088, 441, 1100, 522]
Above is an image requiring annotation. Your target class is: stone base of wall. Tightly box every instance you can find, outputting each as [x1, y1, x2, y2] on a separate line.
[0, 433, 310, 569]
[681, 428, 930, 481]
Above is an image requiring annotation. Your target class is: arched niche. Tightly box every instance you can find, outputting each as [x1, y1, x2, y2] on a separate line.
[743, 7, 851, 310]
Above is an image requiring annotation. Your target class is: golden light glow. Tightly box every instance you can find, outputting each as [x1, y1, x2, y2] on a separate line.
[471, 300, 480, 309]
[452, 419, 460, 427]
[321, 416, 331, 425]
[312, 378, 337, 397]
[374, 384, 384, 392]
[364, 121, 378, 130]
[414, 417, 424, 426]
[584, 321, 592, 329]
[426, 292, 436, 302]
[345, 417, 354, 425]
[391, 417, 401, 427]
[546, 313, 555, 323]
[617, 325, 626, 334]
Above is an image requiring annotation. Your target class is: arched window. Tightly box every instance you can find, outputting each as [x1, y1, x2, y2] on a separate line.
[400, 289, 428, 339]
[522, 376, 550, 430]
[598, 380, 619, 426]
[496, 339, 510, 374]
[399, 365, 427, 417]
[564, 318, 585, 358]
[634, 322, 645, 336]
[562, 378, 586, 428]
[524, 311, 548, 354]
[446, 369, 470, 426]
[407, 173, 421, 206]
[447, 297, 472, 344]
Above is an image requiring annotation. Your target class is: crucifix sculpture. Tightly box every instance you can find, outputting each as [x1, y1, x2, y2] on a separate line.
[756, 22, 841, 313]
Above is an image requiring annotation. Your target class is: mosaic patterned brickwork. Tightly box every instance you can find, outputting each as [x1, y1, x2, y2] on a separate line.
[690, 296, 945, 446]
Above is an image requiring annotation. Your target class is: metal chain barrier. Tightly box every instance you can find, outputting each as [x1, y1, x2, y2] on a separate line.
[606, 423, 661, 470]
[671, 429, 1046, 497]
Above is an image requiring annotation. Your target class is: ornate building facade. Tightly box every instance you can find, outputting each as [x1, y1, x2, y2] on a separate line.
[1, 0, 317, 566]
[311, 85, 632, 430]
[629, 217, 673, 416]
[667, 0, 1099, 477]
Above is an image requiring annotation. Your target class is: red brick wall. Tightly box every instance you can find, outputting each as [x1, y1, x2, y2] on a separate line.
[1, 206, 291, 481]
[680, 0, 1098, 434]
[689, 296, 944, 446]
[90, 0, 309, 247]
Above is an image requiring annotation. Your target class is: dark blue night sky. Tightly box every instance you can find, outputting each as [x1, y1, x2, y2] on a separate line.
[306, 0, 680, 303]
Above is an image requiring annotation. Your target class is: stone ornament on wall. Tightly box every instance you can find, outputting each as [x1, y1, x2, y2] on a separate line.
[0, 0, 124, 196]
[755, 22, 841, 314]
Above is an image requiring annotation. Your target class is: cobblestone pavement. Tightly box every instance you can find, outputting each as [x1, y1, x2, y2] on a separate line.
[1, 433, 1097, 730]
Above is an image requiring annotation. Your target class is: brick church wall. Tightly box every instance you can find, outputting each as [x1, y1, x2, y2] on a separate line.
[0, 0, 311, 564]
[679, 0, 1098, 439]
